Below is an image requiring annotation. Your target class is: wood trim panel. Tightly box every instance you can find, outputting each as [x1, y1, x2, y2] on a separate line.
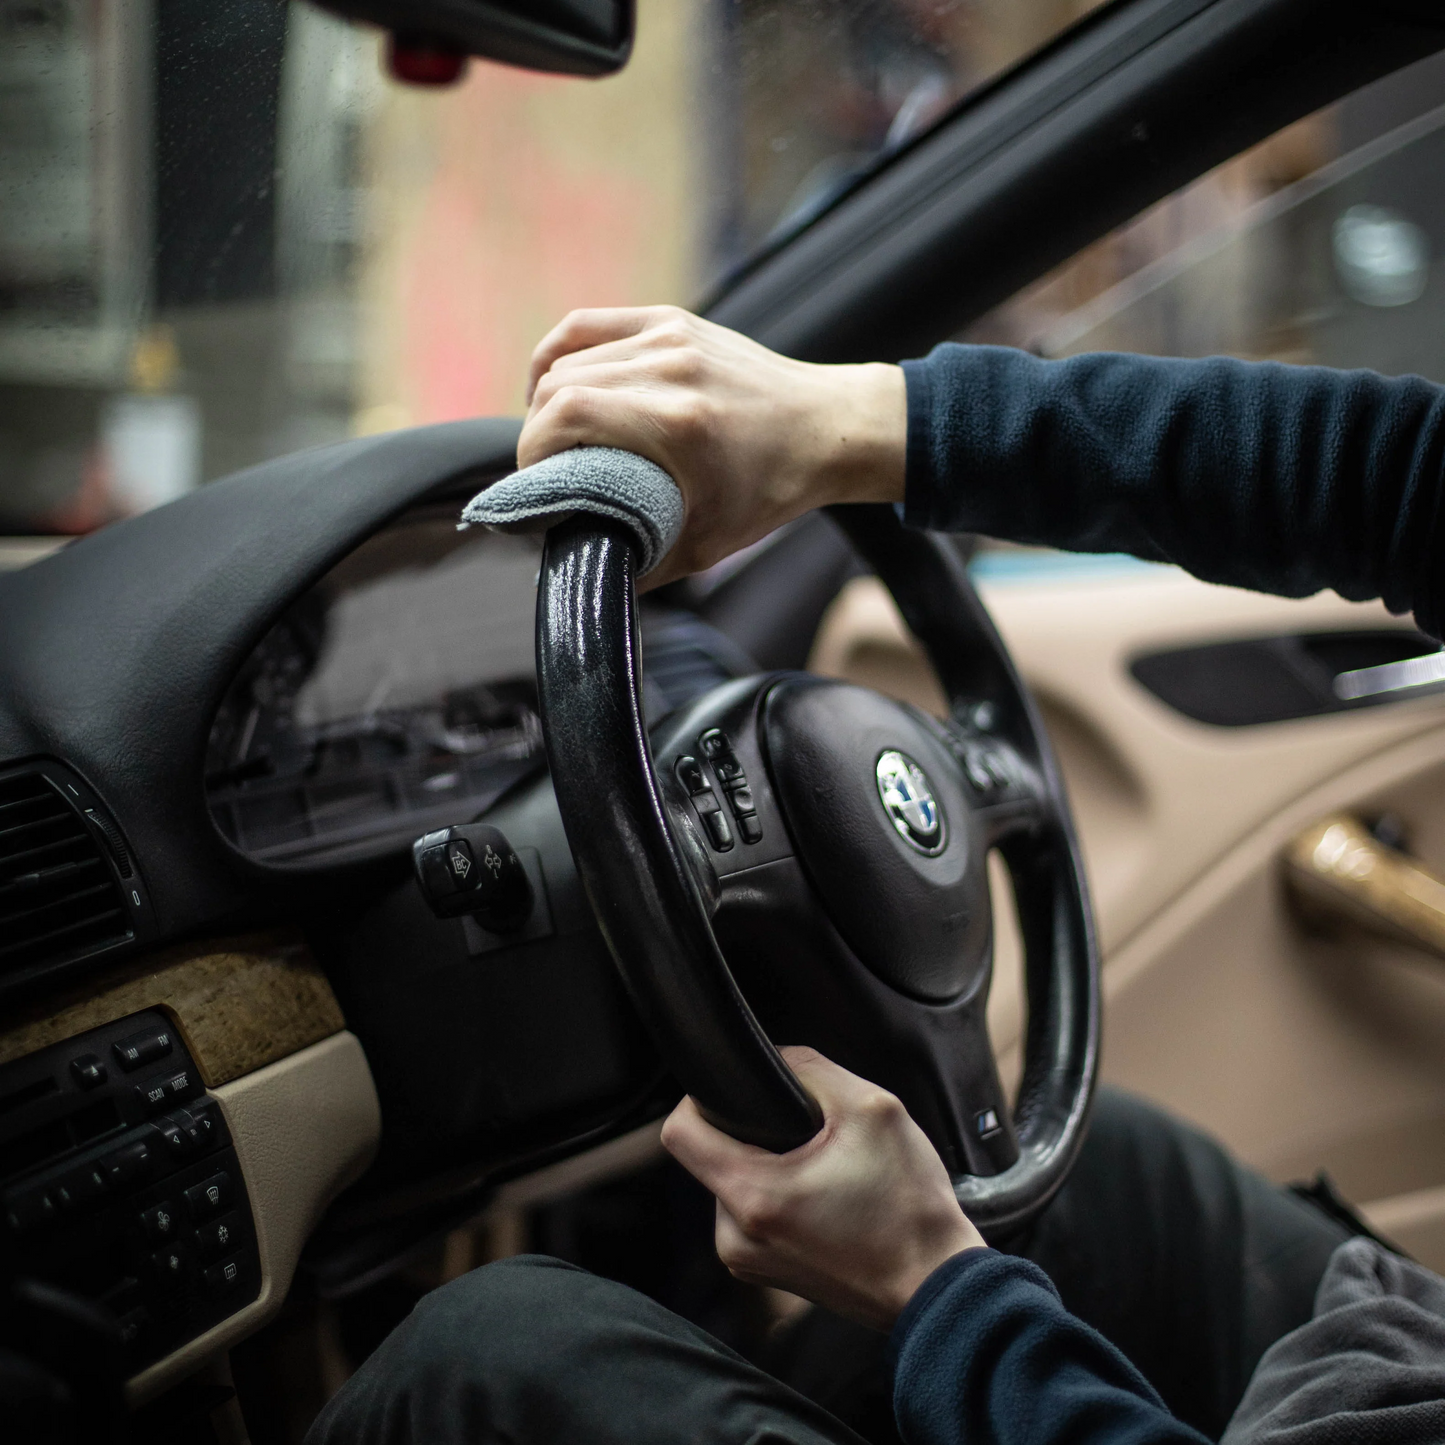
[0, 932, 345, 1086]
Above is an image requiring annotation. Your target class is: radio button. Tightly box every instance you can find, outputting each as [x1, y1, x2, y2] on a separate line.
[113, 1027, 174, 1073]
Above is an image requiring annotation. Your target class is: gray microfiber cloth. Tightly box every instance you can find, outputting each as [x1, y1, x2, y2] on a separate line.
[460, 446, 684, 577]
[1224, 1237, 1445, 1445]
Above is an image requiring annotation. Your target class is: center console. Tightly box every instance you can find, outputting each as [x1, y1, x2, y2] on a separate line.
[0, 1009, 261, 1372]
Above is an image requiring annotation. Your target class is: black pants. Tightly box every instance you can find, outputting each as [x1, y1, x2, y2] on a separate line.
[307, 1090, 1350, 1445]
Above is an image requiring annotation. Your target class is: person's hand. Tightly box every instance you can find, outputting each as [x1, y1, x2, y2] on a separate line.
[660, 1046, 985, 1331]
[519, 307, 906, 588]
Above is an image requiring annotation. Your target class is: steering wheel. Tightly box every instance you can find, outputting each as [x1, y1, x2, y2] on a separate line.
[536, 491, 1099, 1239]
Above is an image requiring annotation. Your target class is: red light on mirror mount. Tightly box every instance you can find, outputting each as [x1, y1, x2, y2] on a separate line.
[387, 33, 469, 86]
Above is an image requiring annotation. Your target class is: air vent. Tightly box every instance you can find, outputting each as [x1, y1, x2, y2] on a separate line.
[0, 771, 131, 976]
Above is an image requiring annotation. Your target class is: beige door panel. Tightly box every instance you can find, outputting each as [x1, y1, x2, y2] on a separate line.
[811, 569, 1445, 956]
[810, 567, 1445, 1240]
[1102, 735, 1445, 1265]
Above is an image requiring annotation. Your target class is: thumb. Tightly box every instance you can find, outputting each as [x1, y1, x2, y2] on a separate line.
[777, 1045, 879, 1120]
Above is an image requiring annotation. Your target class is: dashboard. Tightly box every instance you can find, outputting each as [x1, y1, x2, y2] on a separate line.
[202, 503, 755, 870]
[0, 420, 755, 1406]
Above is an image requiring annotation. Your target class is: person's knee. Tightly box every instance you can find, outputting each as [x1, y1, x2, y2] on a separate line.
[308, 1257, 598, 1443]
[400, 1254, 598, 1375]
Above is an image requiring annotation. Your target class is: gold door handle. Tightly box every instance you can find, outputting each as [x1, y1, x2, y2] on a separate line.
[1285, 815, 1445, 960]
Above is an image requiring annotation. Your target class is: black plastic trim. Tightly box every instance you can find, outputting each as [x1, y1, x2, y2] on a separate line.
[0, 419, 522, 952]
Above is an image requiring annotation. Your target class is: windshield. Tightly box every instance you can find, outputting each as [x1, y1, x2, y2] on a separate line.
[0, 0, 1103, 535]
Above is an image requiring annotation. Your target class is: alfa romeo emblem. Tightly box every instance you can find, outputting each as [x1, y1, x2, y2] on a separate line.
[875, 751, 946, 855]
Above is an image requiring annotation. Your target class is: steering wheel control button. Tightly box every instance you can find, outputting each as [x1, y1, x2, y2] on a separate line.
[412, 823, 534, 929]
[702, 809, 735, 852]
[113, 1026, 174, 1073]
[139, 1201, 179, 1244]
[675, 755, 709, 795]
[692, 734, 761, 842]
[70, 1054, 108, 1090]
[875, 751, 947, 856]
[185, 1171, 233, 1222]
[698, 729, 742, 778]
[960, 744, 1015, 796]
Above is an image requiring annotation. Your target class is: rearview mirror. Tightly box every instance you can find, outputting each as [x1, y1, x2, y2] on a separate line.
[317, 0, 634, 79]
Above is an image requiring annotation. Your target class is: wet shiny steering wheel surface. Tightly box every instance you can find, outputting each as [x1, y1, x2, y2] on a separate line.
[537, 500, 1099, 1239]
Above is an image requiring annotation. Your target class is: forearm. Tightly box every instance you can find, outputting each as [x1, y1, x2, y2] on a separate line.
[891, 1251, 1209, 1445]
[902, 346, 1445, 638]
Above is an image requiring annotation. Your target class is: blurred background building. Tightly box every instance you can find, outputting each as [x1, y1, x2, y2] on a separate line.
[1, 0, 1442, 533]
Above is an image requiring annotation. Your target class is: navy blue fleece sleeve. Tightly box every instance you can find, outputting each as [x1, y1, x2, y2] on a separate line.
[901, 346, 1445, 638]
[890, 1251, 1209, 1445]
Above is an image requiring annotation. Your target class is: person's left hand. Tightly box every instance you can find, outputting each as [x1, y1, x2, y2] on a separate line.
[518, 306, 905, 588]
[660, 1046, 985, 1331]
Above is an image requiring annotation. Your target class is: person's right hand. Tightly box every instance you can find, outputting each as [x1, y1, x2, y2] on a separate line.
[661, 1046, 985, 1332]
[518, 307, 907, 588]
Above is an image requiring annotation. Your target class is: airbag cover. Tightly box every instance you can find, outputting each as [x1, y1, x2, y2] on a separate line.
[761, 677, 988, 1002]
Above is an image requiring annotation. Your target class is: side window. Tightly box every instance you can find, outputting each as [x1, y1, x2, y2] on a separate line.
[965, 52, 1445, 383]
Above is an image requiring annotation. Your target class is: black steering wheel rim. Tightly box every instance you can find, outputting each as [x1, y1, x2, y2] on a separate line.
[536, 501, 1099, 1238]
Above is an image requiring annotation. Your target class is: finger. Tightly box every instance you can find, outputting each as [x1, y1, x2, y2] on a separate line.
[715, 1200, 775, 1279]
[660, 1095, 771, 1196]
[527, 352, 687, 421]
[516, 383, 661, 470]
[777, 1046, 898, 1121]
[527, 306, 674, 401]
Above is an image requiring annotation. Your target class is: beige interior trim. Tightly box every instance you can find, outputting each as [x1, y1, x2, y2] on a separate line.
[0, 537, 68, 571]
[125, 1031, 381, 1406]
[1099, 726, 1445, 1191]
[1363, 1183, 1445, 1274]
[0, 932, 346, 1086]
[491, 1120, 667, 1211]
[812, 573, 1445, 958]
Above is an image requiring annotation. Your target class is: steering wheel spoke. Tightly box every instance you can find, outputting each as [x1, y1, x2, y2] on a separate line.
[936, 725, 1052, 846]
